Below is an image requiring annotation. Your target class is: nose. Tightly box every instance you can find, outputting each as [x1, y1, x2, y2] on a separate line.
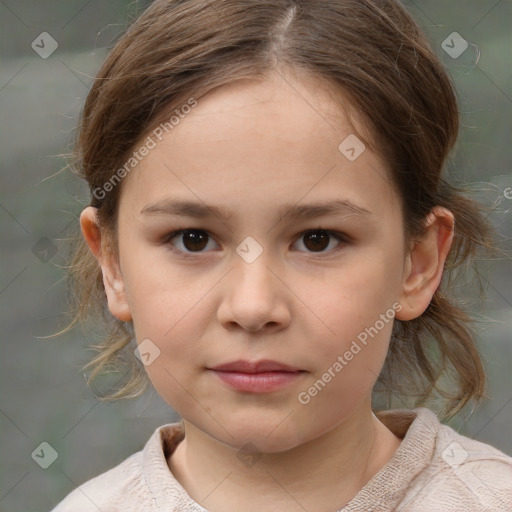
[217, 254, 291, 334]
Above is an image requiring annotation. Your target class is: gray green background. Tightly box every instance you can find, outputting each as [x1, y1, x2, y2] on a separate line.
[1, 1, 511, 511]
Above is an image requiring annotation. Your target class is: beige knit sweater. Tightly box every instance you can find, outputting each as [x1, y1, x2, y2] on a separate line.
[51, 407, 512, 511]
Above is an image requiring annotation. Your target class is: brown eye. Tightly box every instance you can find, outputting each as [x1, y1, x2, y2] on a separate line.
[293, 230, 346, 254]
[302, 231, 330, 252]
[181, 230, 209, 251]
[164, 228, 347, 257]
[168, 229, 216, 253]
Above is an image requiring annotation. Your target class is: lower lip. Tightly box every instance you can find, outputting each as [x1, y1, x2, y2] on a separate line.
[210, 370, 304, 393]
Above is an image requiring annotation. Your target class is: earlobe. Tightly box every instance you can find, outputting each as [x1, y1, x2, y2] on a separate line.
[80, 207, 132, 322]
[396, 206, 454, 321]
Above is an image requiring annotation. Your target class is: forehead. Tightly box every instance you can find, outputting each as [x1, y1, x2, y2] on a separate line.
[163, 70, 365, 153]
[119, 69, 399, 224]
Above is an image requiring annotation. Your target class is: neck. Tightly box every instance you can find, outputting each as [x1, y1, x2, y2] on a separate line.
[168, 400, 402, 512]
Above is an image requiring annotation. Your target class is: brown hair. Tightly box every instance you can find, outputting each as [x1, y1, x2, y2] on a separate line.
[60, 0, 495, 418]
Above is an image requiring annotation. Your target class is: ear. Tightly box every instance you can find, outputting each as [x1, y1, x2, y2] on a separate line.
[80, 206, 132, 322]
[396, 206, 454, 321]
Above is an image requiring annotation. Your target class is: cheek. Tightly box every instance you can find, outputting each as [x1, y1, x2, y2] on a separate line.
[132, 311, 210, 414]
[294, 318, 393, 434]
[290, 248, 401, 400]
[121, 245, 213, 334]
[294, 250, 403, 338]
[301, 315, 394, 393]
[129, 288, 208, 366]
[122, 261, 214, 396]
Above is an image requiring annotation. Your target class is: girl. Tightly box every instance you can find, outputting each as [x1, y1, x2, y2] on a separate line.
[52, 0, 512, 510]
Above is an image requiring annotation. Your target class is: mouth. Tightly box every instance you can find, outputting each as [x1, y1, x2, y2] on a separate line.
[207, 360, 306, 393]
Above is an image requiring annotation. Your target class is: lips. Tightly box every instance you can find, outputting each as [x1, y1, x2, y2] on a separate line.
[210, 359, 301, 373]
[208, 360, 305, 393]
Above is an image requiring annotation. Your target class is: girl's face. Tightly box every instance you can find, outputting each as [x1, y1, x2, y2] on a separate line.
[102, 70, 411, 452]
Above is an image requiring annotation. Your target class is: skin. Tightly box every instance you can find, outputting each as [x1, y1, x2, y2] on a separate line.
[81, 67, 454, 511]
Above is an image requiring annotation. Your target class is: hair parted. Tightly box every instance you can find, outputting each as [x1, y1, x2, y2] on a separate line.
[59, 0, 495, 418]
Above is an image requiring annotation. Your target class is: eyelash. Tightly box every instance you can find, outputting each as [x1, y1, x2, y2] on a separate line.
[162, 228, 351, 258]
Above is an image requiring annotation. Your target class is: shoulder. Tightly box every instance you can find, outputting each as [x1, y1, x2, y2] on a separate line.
[50, 423, 184, 512]
[50, 450, 153, 512]
[400, 408, 512, 511]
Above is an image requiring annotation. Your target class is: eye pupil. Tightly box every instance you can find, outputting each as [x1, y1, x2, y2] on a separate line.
[170, 229, 342, 256]
[183, 230, 208, 251]
[304, 231, 329, 252]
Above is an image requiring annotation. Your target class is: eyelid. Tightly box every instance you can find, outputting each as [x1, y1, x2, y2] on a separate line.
[293, 229, 352, 256]
[163, 227, 350, 258]
[163, 228, 220, 257]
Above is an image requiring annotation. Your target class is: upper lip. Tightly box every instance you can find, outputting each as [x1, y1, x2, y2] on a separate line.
[209, 360, 302, 373]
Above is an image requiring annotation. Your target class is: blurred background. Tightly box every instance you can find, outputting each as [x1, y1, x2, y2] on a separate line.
[0, 1, 511, 511]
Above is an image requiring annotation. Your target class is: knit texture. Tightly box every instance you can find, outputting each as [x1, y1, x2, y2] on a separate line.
[50, 407, 512, 511]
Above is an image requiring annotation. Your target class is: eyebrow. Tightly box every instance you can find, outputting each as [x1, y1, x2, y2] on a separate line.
[140, 198, 373, 223]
